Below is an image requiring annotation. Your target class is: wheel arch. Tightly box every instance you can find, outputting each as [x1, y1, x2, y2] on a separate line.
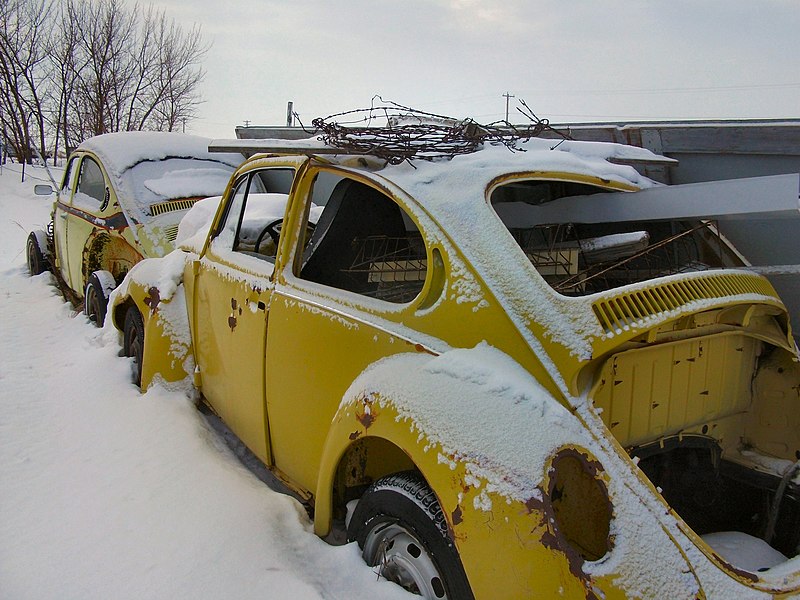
[109, 276, 193, 390]
[83, 230, 141, 293]
[313, 355, 472, 541]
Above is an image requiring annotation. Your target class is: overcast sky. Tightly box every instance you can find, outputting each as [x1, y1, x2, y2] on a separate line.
[154, 0, 799, 139]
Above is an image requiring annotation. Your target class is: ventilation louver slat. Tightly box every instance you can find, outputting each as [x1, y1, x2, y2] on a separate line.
[591, 272, 779, 335]
[149, 198, 199, 217]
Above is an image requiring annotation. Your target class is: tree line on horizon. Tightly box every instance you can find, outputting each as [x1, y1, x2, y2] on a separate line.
[0, 0, 208, 164]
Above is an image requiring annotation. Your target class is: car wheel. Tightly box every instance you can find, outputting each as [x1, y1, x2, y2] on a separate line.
[84, 271, 116, 327]
[348, 471, 474, 600]
[123, 307, 144, 387]
[26, 230, 50, 275]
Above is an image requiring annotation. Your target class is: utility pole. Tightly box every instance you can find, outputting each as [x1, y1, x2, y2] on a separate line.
[243, 119, 251, 127]
[286, 101, 294, 127]
[503, 92, 515, 123]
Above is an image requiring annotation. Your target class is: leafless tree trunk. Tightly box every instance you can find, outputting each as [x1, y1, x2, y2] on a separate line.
[0, 0, 209, 162]
[0, 0, 53, 163]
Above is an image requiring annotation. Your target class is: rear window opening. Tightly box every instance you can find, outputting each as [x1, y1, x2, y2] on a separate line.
[490, 179, 746, 296]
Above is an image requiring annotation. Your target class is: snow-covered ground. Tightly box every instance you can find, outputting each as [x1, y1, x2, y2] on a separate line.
[0, 163, 408, 599]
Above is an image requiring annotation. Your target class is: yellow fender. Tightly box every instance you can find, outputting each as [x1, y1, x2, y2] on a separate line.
[314, 349, 704, 599]
[109, 253, 194, 391]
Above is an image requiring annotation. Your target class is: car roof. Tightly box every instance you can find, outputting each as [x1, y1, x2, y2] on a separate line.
[77, 132, 243, 221]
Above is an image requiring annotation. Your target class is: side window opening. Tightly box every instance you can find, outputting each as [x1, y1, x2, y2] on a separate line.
[61, 157, 78, 193]
[214, 168, 296, 261]
[75, 157, 106, 207]
[299, 174, 427, 304]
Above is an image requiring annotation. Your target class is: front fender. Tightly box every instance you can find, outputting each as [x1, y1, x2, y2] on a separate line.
[109, 251, 194, 391]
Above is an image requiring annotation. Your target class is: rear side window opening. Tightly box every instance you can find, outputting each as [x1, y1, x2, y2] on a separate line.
[297, 171, 428, 305]
[490, 179, 745, 296]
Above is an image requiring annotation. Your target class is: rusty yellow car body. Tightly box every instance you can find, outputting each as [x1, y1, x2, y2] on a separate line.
[27, 131, 240, 325]
[110, 139, 800, 599]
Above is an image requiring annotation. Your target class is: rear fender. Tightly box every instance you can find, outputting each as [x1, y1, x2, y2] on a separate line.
[312, 348, 702, 599]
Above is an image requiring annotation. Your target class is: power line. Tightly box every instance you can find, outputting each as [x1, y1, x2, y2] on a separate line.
[515, 82, 800, 97]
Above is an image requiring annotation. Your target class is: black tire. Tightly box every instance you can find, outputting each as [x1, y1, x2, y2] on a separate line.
[26, 231, 49, 275]
[84, 272, 110, 327]
[348, 471, 474, 600]
[123, 307, 144, 387]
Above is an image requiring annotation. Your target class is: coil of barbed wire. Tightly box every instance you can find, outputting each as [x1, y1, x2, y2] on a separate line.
[305, 98, 570, 164]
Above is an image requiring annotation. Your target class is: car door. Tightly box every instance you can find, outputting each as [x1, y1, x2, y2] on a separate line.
[191, 157, 305, 465]
[265, 166, 438, 495]
[64, 155, 111, 295]
[52, 156, 80, 286]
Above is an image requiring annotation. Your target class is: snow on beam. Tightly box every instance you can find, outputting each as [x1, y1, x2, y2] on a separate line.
[532, 173, 800, 224]
[208, 138, 337, 157]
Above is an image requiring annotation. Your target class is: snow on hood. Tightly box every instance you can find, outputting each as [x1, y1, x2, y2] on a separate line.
[176, 195, 223, 253]
[176, 193, 325, 255]
[77, 132, 242, 222]
[143, 167, 233, 199]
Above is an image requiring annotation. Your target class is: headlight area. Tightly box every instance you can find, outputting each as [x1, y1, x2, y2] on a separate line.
[546, 447, 614, 564]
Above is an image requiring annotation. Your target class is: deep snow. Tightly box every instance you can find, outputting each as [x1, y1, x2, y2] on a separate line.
[0, 163, 408, 599]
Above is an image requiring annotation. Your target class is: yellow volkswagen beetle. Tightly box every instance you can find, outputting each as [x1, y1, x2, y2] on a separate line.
[26, 131, 242, 325]
[109, 136, 800, 599]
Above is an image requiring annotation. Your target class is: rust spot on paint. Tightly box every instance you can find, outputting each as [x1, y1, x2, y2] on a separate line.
[652, 403, 660, 409]
[144, 287, 161, 313]
[356, 410, 376, 429]
[523, 496, 544, 515]
[231, 298, 237, 310]
[700, 390, 709, 396]
[349, 430, 362, 441]
[452, 505, 463, 526]
[708, 551, 759, 582]
[403, 340, 436, 355]
[537, 448, 613, 598]
[228, 315, 237, 331]
[613, 380, 622, 386]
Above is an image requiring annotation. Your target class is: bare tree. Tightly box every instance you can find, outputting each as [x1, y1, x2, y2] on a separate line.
[0, 0, 209, 162]
[66, 0, 208, 140]
[0, 0, 53, 162]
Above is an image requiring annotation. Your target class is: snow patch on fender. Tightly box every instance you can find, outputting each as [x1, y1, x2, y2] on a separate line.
[342, 342, 592, 504]
[112, 250, 189, 305]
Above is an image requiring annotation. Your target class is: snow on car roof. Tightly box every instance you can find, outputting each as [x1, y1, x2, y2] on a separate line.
[78, 132, 243, 221]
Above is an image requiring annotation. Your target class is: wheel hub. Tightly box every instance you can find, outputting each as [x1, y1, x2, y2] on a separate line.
[364, 522, 447, 599]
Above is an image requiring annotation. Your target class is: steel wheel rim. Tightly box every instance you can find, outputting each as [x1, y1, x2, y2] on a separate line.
[85, 284, 99, 322]
[363, 522, 447, 599]
[26, 239, 39, 274]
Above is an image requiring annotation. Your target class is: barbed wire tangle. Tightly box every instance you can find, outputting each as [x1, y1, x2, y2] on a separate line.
[307, 97, 571, 165]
